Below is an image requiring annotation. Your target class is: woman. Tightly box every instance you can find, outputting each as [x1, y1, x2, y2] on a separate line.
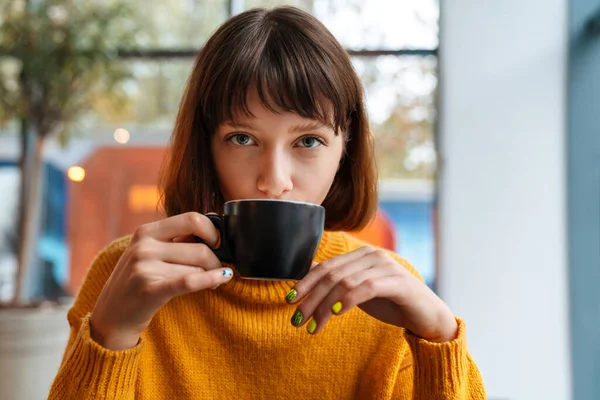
[49, 6, 485, 399]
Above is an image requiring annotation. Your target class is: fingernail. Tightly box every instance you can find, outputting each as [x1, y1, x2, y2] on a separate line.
[307, 319, 317, 334]
[291, 310, 303, 327]
[332, 302, 343, 314]
[285, 289, 297, 303]
[222, 268, 233, 278]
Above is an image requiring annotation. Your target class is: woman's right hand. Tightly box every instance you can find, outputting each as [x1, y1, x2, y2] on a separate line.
[89, 212, 233, 351]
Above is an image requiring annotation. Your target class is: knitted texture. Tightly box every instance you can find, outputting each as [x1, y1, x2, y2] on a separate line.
[49, 231, 486, 399]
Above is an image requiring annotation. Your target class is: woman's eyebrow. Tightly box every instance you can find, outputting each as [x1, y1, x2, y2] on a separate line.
[289, 121, 333, 133]
[224, 121, 254, 130]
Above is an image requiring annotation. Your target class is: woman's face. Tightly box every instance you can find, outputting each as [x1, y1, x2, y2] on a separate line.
[212, 90, 345, 204]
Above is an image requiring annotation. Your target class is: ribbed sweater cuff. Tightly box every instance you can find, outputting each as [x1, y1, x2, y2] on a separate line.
[51, 313, 143, 399]
[404, 317, 468, 397]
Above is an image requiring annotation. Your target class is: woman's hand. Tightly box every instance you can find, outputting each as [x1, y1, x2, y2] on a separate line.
[90, 212, 233, 351]
[285, 246, 458, 342]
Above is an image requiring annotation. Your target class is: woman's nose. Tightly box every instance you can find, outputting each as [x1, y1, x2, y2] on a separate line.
[256, 149, 293, 198]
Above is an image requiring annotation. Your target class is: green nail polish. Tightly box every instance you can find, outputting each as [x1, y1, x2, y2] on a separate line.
[291, 310, 303, 327]
[307, 319, 317, 334]
[285, 289, 297, 303]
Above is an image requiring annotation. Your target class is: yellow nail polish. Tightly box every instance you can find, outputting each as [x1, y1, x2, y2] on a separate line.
[332, 301, 343, 314]
[307, 319, 317, 334]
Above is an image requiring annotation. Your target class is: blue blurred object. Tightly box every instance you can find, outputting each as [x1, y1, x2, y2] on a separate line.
[0, 161, 69, 299]
[40, 163, 69, 288]
[379, 200, 435, 288]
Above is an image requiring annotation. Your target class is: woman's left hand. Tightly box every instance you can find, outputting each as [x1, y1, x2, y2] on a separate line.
[286, 246, 458, 343]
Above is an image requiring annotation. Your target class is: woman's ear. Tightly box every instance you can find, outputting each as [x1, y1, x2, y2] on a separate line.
[336, 132, 348, 172]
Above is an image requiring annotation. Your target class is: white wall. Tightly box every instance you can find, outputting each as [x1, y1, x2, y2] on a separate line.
[438, 1, 570, 400]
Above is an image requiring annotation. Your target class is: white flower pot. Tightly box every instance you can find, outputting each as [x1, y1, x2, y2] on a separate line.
[0, 304, 70, 400]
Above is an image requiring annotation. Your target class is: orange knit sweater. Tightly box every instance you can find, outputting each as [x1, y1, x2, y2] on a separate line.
[49, 231, 485, 399]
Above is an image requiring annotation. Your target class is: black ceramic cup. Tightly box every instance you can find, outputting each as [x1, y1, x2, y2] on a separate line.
[198, 199, 325, 280]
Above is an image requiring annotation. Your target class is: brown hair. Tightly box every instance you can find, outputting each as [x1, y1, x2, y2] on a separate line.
[159, 6, 377, 231]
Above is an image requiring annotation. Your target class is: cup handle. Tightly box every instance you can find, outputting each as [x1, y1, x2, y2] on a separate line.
[195, 214, 234, 264]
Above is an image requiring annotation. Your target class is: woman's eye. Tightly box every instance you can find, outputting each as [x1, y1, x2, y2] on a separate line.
[296, 136, 323, 148]
[228, 133, 255, 146]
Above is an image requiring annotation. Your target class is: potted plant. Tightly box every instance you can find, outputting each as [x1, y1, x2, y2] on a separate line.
[0, 1, 137, 398]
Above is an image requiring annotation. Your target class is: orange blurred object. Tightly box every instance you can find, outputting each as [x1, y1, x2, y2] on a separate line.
[349, 208, 396, 251]
[68, 147, 166, 295]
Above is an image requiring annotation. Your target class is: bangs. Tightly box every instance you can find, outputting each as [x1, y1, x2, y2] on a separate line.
[199, 14, 357, 134]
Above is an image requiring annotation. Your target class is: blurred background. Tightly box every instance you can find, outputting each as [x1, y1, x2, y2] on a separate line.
[0, 0, 597, 399]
